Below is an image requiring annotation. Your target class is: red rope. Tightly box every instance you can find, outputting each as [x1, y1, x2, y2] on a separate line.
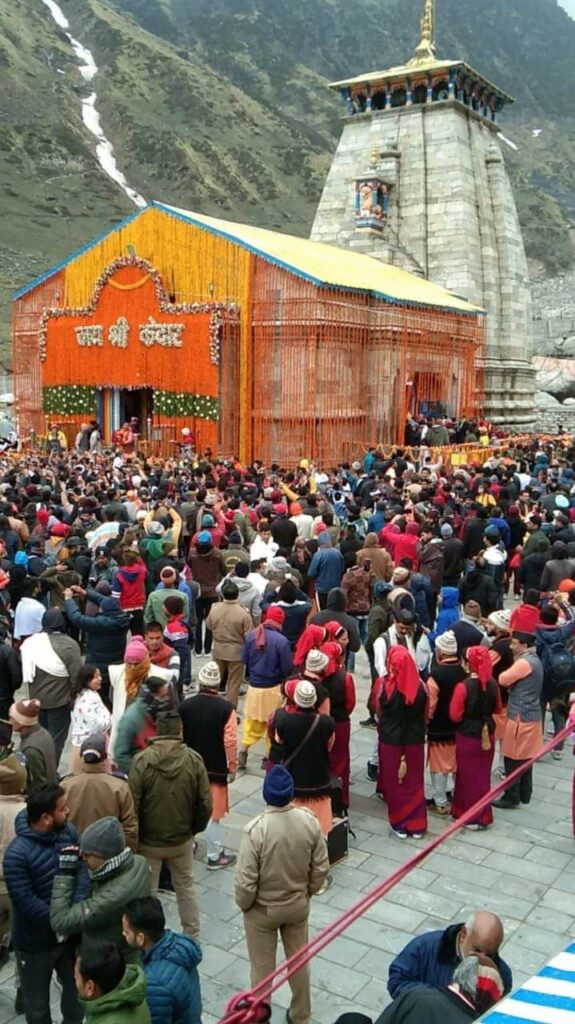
[220, 723, 574, 1024]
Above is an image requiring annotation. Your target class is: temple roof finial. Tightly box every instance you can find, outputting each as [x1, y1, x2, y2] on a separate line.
[410, 0, 436, 65]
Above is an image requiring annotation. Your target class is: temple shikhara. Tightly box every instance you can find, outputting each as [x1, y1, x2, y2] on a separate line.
[312, 0, 535, 428]
[13, 0, 536, 461]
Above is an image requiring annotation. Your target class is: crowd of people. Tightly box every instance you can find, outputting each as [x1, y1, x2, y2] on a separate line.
[0, 432, 573, 1024]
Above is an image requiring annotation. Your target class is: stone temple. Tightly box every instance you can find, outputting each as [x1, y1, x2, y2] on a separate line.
[311, 0, 535, 429]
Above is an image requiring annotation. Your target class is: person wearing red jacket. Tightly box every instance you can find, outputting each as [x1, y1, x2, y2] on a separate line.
[509, 590, 542, 635]
[112, 550, 147, 636]
[387, 521, 421, 568]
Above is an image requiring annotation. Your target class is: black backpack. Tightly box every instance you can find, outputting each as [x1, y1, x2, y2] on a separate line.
[539, 637, 575, 696]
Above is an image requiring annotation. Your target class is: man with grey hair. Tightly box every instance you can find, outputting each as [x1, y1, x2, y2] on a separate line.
[387, 911, 512, 998]
[377, 953, 504, 1023]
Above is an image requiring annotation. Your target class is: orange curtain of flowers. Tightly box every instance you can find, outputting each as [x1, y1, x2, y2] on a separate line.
[249, 262, 483, 466]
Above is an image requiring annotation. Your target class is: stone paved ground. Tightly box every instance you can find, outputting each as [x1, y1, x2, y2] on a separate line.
[1, 649, 575, 1024]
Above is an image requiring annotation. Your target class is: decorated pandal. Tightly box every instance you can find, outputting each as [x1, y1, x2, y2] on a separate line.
[12, 203, 484, 464]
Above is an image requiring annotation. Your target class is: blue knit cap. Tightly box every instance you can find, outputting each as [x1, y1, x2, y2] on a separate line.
[263, 765, 294, 807]
[197, 531, 211, 544]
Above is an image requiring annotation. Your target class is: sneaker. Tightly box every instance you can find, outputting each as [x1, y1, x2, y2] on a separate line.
[463, 823, 487, 831]
[392, 827, 409, 840]
[207, 852, 237, 871]
[360, 716, 377, 728]
[429, 803, 449, 816]
[492, 797, 519, 810]
[409, 831, 425, 839]
[366, 762, 378, 782]
[552, 749, 563, 760]
[237, 749, 248, 771]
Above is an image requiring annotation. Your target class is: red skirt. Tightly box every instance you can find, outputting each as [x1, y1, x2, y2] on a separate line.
[329, 720, 351, 810]
[451, 733, 494, 827]
[378, 742, 427, 834]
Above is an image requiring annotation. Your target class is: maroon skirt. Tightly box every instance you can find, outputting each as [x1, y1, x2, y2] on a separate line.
[451, 733, 494, 827]
[329, 719, 351, 810]
[378, 742, 427, 834]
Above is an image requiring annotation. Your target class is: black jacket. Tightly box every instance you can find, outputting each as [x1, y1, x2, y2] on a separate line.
[377, 986, 477, 1024]
[0, 642, 22, 719]
[518, 551, 549, 592]
[442, 537, 464, 583]
[462, 517, 489, 559]
[458, 570, 497, 616]
[310, 589, 361, 651]
[63, 592, 131, 666]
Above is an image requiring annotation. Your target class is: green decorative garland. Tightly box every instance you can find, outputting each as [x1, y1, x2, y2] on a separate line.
[42, 385, 96, 415]
[154, 390, 218, 421]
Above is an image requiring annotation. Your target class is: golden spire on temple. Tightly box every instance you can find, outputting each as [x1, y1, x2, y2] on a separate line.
[409, 0, 436, 65]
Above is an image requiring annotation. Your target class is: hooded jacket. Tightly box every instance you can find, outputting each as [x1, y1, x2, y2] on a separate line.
[188, 546, 224, 597]
[113, 562, 148, 610]
[4, 809, 85, 951]
[356, 534, 393, 582]
[128, 737, 212, 847]
[416, 539, 445, 593]
[408, 573, 433, 628]
[142, 929, 202, 1024]
[389, 523, 420, 567]
[82, 964, 150, 1024]
[308, 545, 344, 594]
[458, 568, 497, 616]
[64, 591, 131, 666]
[310, 589, 361, 652]
[432, 587, 460, 639]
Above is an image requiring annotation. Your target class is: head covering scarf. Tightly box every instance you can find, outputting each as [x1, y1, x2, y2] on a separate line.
[385, 645, 421, 705]
[466, 645, 493, 691]
[324, 620, 347, 643]
[254, 605, 285, 650]
[319, 641, 344, 676]
[294, 624, 328, 667]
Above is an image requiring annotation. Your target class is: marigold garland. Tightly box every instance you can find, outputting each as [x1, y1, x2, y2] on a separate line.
[38, 255, 236, 366]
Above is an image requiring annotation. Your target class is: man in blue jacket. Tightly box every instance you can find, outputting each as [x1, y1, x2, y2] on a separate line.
[387, 912, 512, 999]
[122, 896, 202, 1024]
[308, 533, 344, 610]
[3, 782, 87, 1023]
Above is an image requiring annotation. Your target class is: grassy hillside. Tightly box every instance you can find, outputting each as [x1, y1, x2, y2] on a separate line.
[1, 0, 575, 360]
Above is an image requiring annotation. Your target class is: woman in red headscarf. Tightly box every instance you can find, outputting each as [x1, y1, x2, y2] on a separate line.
[378, 645, 428, 839]
[449, 645, 502, 830]
[238, 605, 294, 771]
[320, 640, 356, 813]
[293, 624, 328, 669]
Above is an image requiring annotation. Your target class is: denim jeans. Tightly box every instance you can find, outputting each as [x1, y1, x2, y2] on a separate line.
[16, 944, 83, 1024]
[38, 705, 71, 768]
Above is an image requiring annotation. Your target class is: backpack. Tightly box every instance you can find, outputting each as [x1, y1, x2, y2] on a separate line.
[539, 637, 575, 695]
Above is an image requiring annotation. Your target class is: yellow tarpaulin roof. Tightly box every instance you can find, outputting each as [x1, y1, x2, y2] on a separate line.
[154, 202, 482, 316]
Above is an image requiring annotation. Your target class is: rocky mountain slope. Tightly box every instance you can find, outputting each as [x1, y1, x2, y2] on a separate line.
[2, 0, 575, 358]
